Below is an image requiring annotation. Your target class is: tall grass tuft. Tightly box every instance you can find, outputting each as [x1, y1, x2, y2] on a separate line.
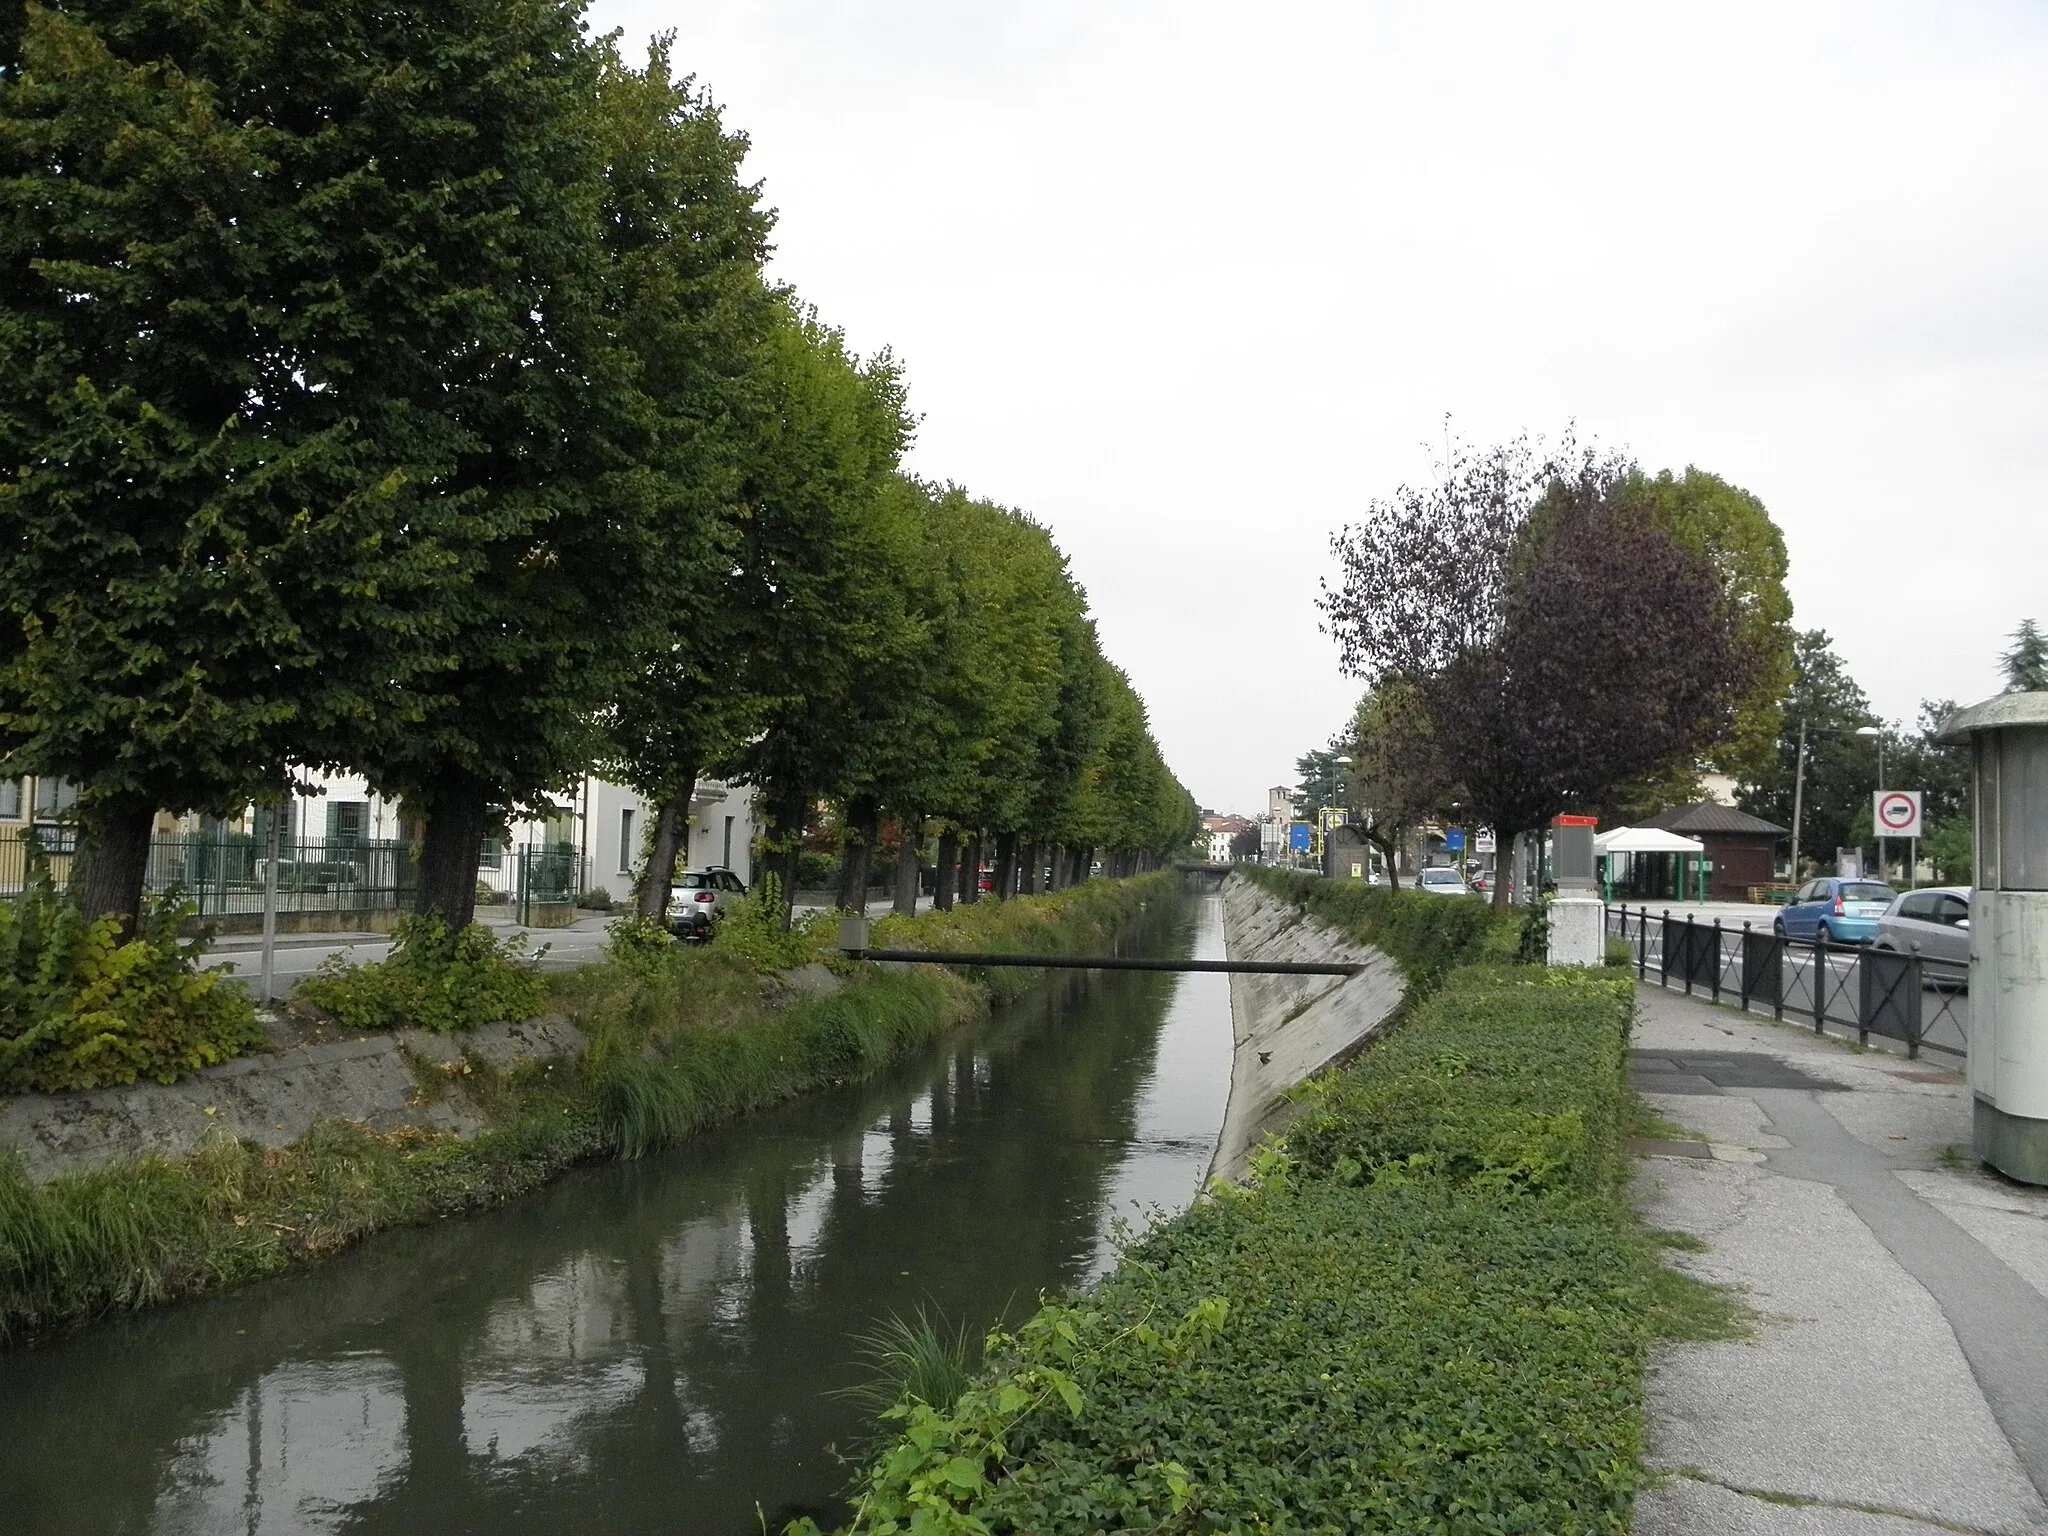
[842, 1306, 982, 1419]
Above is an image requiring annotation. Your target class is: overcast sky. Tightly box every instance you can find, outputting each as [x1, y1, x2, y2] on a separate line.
[587, 0, 2048, 815]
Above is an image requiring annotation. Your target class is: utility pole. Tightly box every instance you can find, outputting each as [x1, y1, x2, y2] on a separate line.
[259, 799, 281, 1004]
[1789, 717, 1808, 881]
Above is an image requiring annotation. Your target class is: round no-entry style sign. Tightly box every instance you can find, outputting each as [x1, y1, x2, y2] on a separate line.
[1874, 789, 1924, 839]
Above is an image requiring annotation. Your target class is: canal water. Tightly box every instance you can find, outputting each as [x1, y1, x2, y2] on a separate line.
[0, 891, 1234, 1535]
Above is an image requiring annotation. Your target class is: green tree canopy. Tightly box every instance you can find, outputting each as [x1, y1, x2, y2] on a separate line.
[585, 41, 777, 919]
[0, 0, 605, 923]
[2004, 619, 2048, 693]
[1737, 629, 1880, 875]
[1631, 468, 1795, 784]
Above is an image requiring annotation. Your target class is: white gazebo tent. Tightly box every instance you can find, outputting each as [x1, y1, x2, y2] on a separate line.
[1595, 826, 1708, 903]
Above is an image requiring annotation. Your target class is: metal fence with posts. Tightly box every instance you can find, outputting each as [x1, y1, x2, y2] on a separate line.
[3, 828, 586, 928]
[1606, 904, 1969, 1061]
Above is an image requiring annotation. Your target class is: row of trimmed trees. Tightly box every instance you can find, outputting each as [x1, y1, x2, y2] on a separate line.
[0, 1, 1196, 933]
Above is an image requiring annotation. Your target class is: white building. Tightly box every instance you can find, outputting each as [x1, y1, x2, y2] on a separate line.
[288, 769, 757, 901]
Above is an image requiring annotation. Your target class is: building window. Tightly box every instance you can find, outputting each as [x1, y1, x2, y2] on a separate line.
[33, 777, 77, 818]
[0, 778, 20, 820]
[619, 808, 635, 875]
[478, 838, 503, 871]
[723, 815, 735, 869]
[542, 807, 576, 850]
[326, 800, 366, 848]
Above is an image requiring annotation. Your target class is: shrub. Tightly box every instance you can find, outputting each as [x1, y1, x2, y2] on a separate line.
[818, 968, 1654, 1535]
[709, 873, 828, 973]
[0, 850, 261, 1092]
[578, 886, 614, 912]
[296, 915, 547, 1033]
[602, 912, 676, 970]
[1517, 892, 1553, 963]
[1237, 865, 1512, 985]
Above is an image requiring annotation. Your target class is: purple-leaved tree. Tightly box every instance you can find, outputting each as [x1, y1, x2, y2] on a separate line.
[1321, 435, 1759, 911]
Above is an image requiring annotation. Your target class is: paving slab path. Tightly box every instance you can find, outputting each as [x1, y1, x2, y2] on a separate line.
[1632, 982, 2048, 1535]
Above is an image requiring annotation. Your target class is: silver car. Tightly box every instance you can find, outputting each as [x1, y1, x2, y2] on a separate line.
[1416, 866, 1471, 897]
[1873, 887, 1970, 973]
[667, 867, 748, 937]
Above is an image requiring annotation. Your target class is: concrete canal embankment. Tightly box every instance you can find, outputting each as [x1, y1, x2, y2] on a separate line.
[0, 1013, 591, 1183]
[1209, 874, 1406, 1181]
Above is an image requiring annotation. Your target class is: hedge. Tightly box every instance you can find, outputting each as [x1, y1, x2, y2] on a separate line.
[811, 965, 1654, 1535]
[1236, 863, 1514, 986]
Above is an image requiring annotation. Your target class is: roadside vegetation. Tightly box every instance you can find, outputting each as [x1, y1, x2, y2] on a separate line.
[0, 873, 1173, 1344]
[1235, 862, 1513, 985]
[809, 961, 1669, 1535]
[0, 848, 259, 1093]
[805, 872, 1732, 1534]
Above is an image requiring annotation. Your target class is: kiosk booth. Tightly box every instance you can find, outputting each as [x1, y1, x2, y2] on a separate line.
[1940, 693, 2048, 1182]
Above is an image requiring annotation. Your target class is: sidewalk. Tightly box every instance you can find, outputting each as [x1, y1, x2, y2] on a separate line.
[205, 911, 616, 990]
[1632, 982, 2048, 1534]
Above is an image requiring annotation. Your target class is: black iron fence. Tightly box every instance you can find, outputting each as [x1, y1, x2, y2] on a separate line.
[2, 829, 587, 925]
[1607, 904, 1968, 1060]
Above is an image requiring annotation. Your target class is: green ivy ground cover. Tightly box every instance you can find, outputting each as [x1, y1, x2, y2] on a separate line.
[815, 964, 1656, 1535]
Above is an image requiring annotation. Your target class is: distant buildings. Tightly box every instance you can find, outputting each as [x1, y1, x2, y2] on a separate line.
[1201, 812, 1254, 863]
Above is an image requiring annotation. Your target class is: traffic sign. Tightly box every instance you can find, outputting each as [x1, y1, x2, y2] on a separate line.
[1288, 821, 1311, 852]
[1874, 790, 1923, 840]
[1444, 828, 1465, 852]
[1475, 829, 1496, 854]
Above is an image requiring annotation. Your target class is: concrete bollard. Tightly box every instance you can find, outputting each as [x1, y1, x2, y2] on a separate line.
[1547, 894, 1605, 967]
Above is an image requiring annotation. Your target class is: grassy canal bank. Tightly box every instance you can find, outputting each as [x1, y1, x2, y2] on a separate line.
[809, 871, 1727, 1534]
[0, 873, 1178, 1346]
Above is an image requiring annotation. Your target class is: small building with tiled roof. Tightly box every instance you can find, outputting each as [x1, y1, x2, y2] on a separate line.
[1638, 802, 1788, 902]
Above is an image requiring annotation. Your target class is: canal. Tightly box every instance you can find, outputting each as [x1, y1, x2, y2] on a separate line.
[0, 891, 1234, 1535]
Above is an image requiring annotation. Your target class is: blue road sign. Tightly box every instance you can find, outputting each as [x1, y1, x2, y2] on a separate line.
[1444, 828, 1465, 852]
[1288, 822, 1311, 852]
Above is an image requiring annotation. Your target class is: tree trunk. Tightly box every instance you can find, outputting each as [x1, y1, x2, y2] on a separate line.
[637, 779, 694, 920]
[770, 789, 806, 930]
[961, 832, 982, 904]
[71, 795, 157, 933]
[415, 783, 489, 931]
[1017, 839, 1038, 896]
[892, 815, 921, 915]
[934, 828, 958, 912]
[1492, 827, 1519, 913]
[837, 796, 879, 914]
[1045, 843, 1066, 891]
[1074, 845, 1094, 885]
[992, 831, 1017, 901]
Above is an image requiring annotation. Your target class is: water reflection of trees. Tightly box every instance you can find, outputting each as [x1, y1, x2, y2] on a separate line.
[0, 903, 1204, 1536]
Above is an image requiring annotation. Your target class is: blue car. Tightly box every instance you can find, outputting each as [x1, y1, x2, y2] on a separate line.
[1774, 877, 1898, 945]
